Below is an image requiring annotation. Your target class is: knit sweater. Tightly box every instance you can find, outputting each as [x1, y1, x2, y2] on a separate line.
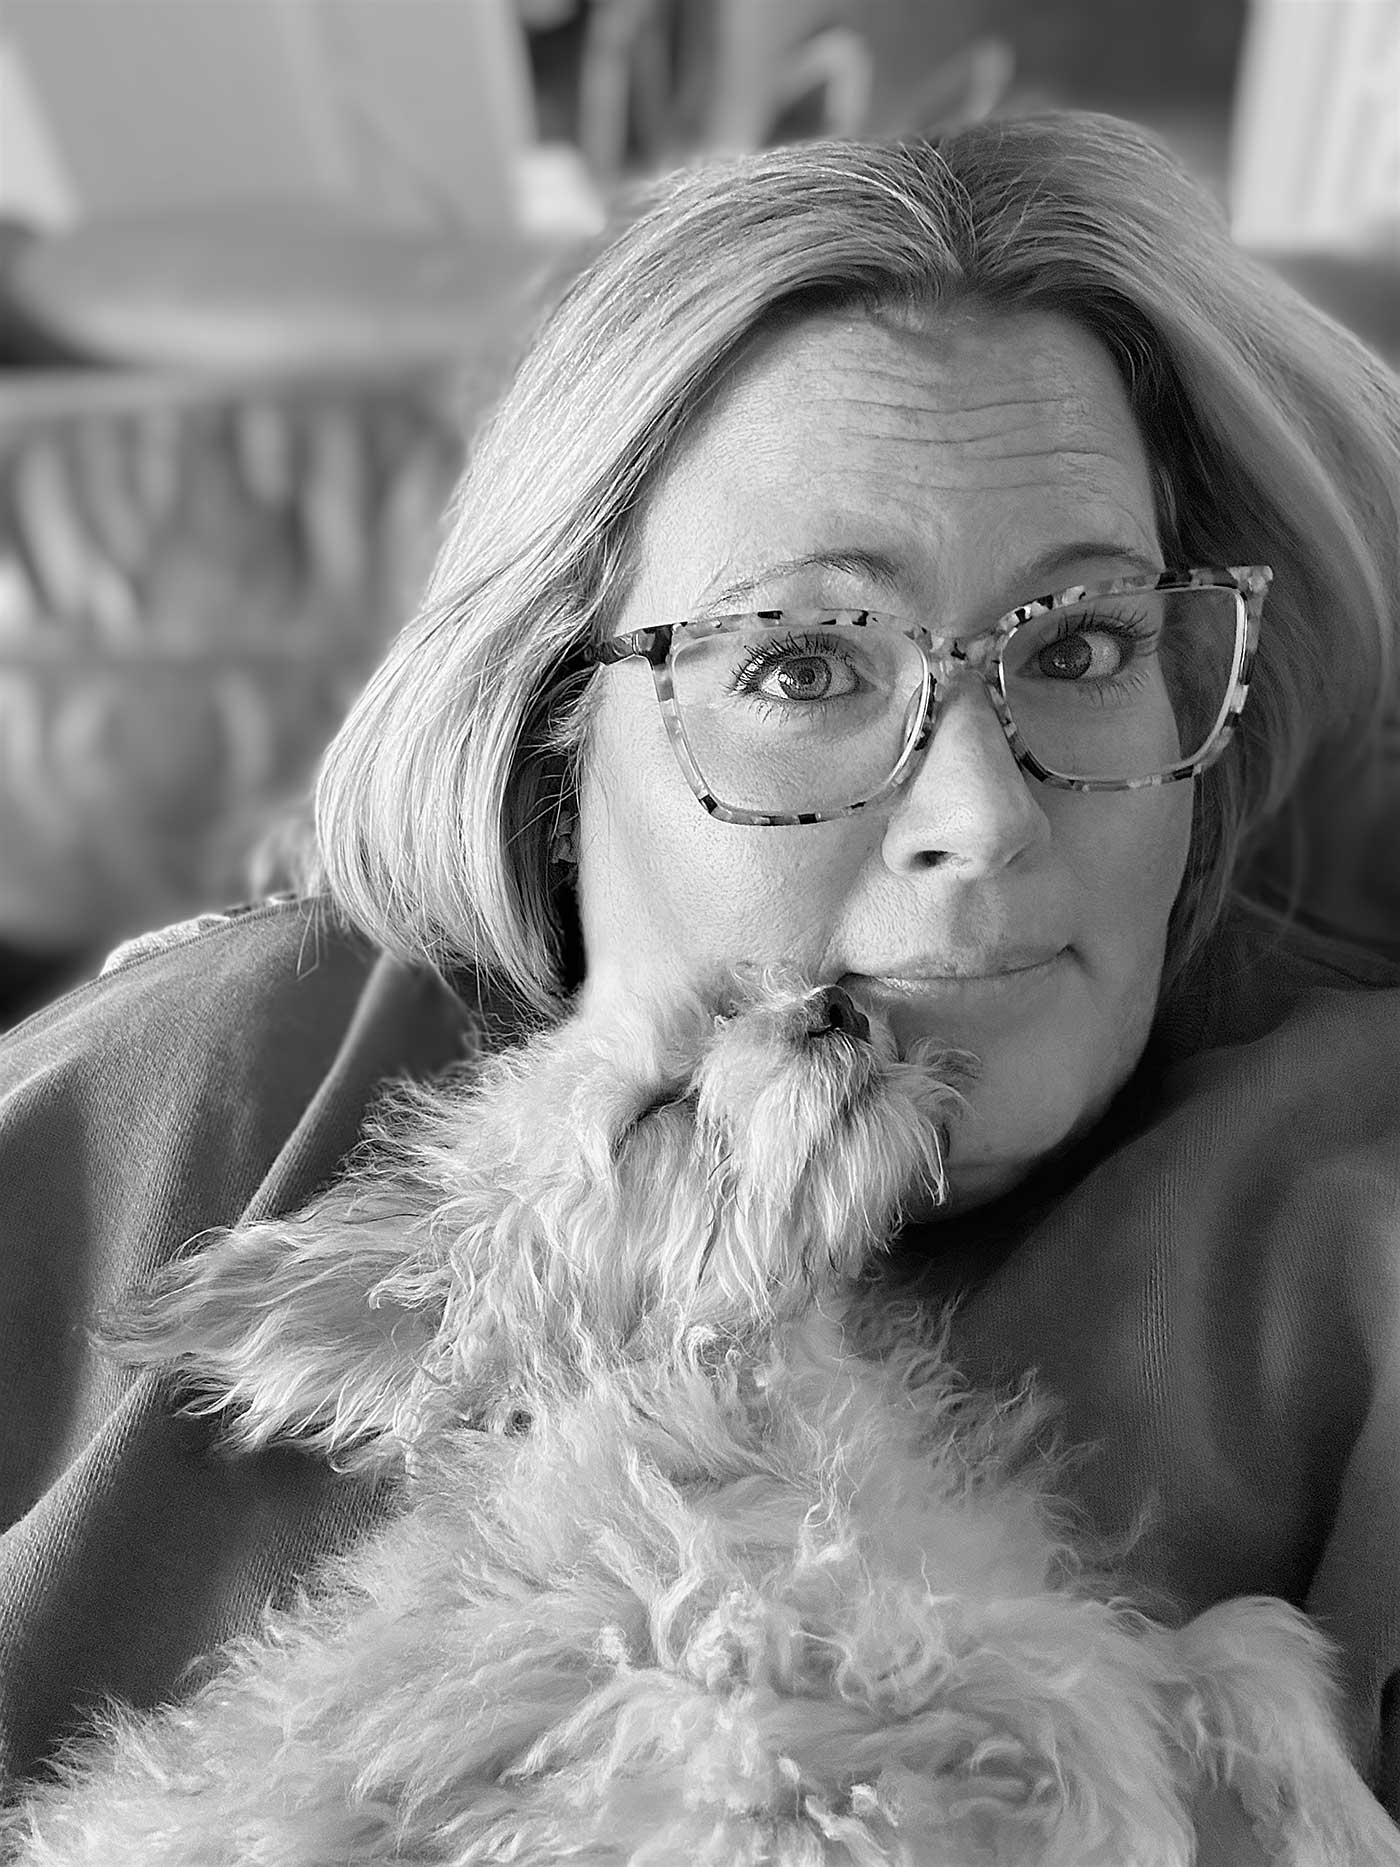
[1, 895, 1398, 1820]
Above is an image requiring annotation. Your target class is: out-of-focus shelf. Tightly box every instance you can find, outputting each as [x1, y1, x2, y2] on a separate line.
[0, 197, 587, 955]
[0, 204, 568, 373]
[0, 361, 469, 953]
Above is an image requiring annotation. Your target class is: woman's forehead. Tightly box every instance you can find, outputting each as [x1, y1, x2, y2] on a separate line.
[628, 307, 1162, 620]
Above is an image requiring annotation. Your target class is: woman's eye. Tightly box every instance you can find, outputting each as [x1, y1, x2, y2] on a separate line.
[1035, 627, 1129, 682]
[732, 634, 866, 704]
[753, 651, 857, 701]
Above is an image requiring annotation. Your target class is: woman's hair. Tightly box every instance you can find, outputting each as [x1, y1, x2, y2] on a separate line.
[315, 111, 1400, 1012]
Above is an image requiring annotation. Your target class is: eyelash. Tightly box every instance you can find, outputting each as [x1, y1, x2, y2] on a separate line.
[728, 630, 862, 696]
[1050, 607, 1154, 643]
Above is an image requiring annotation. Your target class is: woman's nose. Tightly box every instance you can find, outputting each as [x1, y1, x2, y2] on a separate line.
[880, 675, 1049, 875]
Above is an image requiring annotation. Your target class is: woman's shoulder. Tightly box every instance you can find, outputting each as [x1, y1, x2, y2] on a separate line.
[0, 896, 491, 1536]
[0, 893, 501, 1269]
[11, 895, 439, 1051]
[2, 895, 486, 1106]
[1146, 908, 1400, 1220]
[1157, 901, 1400, 1065]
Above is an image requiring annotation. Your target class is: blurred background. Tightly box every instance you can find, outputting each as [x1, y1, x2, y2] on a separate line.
[0, 0, 1395, 1026]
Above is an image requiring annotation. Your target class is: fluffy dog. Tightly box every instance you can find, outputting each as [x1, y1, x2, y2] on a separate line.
[4, 971, 1397, 1865]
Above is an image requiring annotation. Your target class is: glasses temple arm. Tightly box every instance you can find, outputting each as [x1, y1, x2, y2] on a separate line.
[590, 628, 673, 667]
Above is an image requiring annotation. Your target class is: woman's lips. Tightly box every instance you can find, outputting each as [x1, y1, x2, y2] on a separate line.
[840, 951, 1069, 1011]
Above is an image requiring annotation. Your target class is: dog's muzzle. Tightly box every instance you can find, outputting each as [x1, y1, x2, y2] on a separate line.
[805, 985, 870, 1044]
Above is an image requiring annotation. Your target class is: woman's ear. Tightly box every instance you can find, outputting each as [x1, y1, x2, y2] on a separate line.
[101, 1207, 452, 1472]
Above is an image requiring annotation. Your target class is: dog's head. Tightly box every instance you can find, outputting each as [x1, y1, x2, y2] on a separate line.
[614, 966, 963, 1318]
[110, 970, 966, 1465]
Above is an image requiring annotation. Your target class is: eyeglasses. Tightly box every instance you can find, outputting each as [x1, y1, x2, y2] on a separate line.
[586, 565, 1270, 826]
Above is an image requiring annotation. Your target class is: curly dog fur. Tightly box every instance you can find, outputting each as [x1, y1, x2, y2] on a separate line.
[5, 970, 1397, 1864]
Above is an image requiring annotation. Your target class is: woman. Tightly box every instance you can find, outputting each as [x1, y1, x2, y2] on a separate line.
[2, 111, 1399, 1841]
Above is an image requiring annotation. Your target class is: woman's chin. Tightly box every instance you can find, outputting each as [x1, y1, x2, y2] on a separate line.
[936, 1057, 1128, 1217]
[936, 1154, 1040, 1216]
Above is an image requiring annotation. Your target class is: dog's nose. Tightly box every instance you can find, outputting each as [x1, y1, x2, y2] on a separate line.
[807, 985, 870, 1044]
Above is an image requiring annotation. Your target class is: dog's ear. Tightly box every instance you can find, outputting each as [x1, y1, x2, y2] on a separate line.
[102, 1198, 454, 1472]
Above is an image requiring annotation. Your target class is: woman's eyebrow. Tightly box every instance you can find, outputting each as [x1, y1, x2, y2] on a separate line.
[699, 540, 1162, 614]
[703, 549, 907, 609]
[1015, 541, 1164, 592]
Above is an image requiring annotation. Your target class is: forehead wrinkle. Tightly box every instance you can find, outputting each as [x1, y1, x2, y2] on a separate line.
[831, 399, 1136, 457]
[807, 350, 1126, 445]
[844, 464, 1160, 545]
[851, 454, 1148, 491]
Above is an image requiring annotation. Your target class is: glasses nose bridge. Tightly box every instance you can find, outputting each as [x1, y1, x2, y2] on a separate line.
[893, 630, 1020, 799]
[913, 633, 1006, 730]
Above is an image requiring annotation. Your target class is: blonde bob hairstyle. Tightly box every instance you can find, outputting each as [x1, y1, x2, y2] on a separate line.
[316, 110, 1400, 1014]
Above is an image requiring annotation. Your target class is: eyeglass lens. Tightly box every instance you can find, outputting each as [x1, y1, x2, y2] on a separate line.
[667, 586, 1242, 814]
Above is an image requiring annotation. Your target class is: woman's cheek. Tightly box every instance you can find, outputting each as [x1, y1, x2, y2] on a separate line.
[1060, 781, 1192, 976]
[580, 788, 858, 1005]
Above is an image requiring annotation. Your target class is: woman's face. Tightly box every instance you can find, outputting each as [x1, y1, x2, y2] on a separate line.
[575, 307, 1192, 1211]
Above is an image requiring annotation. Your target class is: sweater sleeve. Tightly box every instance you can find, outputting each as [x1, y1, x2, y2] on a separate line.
[1302, 1218, 1400, 1809]
[0, 898, 476, 1786]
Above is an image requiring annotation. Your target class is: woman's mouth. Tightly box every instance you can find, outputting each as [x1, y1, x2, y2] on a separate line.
[840, 951, 1070, 1017]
